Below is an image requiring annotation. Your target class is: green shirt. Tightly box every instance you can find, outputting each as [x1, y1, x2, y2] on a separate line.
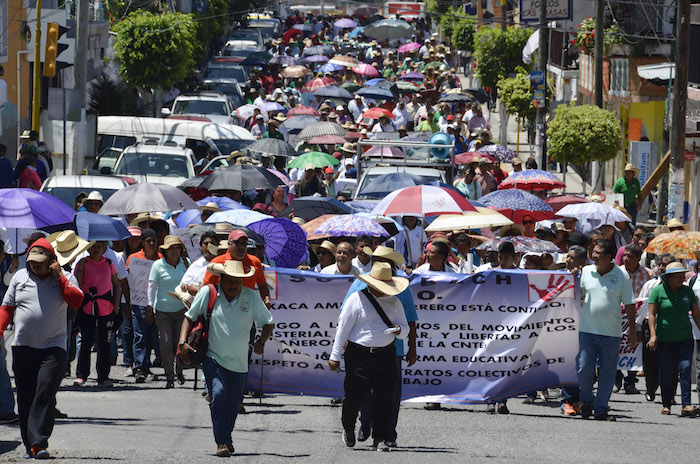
[649, 282, 697, 342]
[612, 177, 641, 206]
[149, 258, 188, 312]
[263, 131, 284, 140]
[185, 285, 273, 373]
[579, 264, 634, 337]
[415, 120, 439, 133]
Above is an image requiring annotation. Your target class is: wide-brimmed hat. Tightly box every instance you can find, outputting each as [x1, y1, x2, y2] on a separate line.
[168, 286, 195, 309]
[129, 212, 162, 227]
[479, 128, 492, 139]
[207, 260, 255, 278]
[667, 218, 688, 230]
[291, 217, 305, 225]
[339, 142, 356, 154]
[316, 240, 336, 255]
[274, 113, 287, 122]
[48, 230, 95, 267]
[159, 235, 183, 251]
[85, 191, 104, 203]
[624, 163, 640, 174]
[371, 245, 404, 267]
[198, 202, 222, 213]
[226, 150, 246, 162]
[214, 223, 233, 236]
[207, 239, 229, 256]
[661, 262, 687, 277]
[357, 262, 408, 296]
[497, 224, 524, 237]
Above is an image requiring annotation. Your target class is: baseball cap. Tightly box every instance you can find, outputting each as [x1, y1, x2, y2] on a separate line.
[27, 246, 50, 263]
[228, 230, 248, 241]
[324, 167, 334, 174]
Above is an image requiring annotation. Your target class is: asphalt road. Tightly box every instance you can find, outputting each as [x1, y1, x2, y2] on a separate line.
[1, 334, 698, 464]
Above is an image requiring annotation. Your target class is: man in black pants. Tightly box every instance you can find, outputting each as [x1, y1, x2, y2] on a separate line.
[329, 262, 410, 452]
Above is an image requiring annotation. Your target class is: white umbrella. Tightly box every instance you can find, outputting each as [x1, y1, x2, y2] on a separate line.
[557, 202, 630, 232]
[425, 208, 514, 232]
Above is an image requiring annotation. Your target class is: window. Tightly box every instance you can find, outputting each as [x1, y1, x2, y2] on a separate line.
[610, 58, 630, 97]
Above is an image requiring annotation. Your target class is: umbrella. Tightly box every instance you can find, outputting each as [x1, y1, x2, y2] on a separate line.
[0, 189, 76, 228]
[315, 214, 388, 238]
[270, 55, 304, 66]
[178, 175, 207, 190]
[363, 146, 404, 158]
[196, 196, 248, 211]
[280, 65, 311, 78]
[479, 189, 554, 223]
[400, 71, 425, 81]
[371, 185, 477, 217]
[454, 151, 497, 165]
[438, 93, 475, 103]
[260, 102, 286, 112]
[294, 121, 348, 142]
[395, 81, 420, 94]
[236, 104, 267, 121]
[344, 131, 363, 141]
[425, 207, 514, 232]
[478, 144, 517, 163]
[353, 5, 379, 17]
[180, 223, 265, 246]
[318, 62, 344, 73]
[301, 214, 339, 240]
[348, 26, 364, 39]
[99, 183, 199, 216]
[75, 211, 130, 241]
[356, 86, 397, 101]
[309, 135, 347, 145]
[556, 202, 631, 224]
[364, 78, 386, 86]
[313, 85, 354, 100]
[329, 55, 359, 68]
[205, 209, 269, 226]
[398, 42, 421, 53]
[280, 115, 320, 131]
[340, 82, 362, 93]
[302, 45, 334, 57]
[462, 88, 491, 103]
[305, 55, 329, 64]
[288, 105, 320, 117]
[267, 169, 292, 187]
[292, 23, 315, 32]
[346, 201, 377, 213]
[362, 107, 394, 120]
[247, 138, 297, 158]
[248, 218, 308, 268]
[288, 151, 340, 169]
[240, 51, 273, 67]
[498, 169, 566, 191]
[198, 165, 284, 192]
[280, 197, 352, 221]
[364, 19, 415, 40]
[353, 63, 379, 77]
[646, 231, 700, 259]
[301, 77, 334, 92]
[545, 195, 591, 213]
[476, 236, 562, 253]
[334, 18, 358, 28]
[362, 172, 422, 195]
[175, 209, 202, 228]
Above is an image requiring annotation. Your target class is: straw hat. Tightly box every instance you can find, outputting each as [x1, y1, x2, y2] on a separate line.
[207, 260, 255, 278]
[214, 223, 233, 236]
[497, 224, 524, 237]
[168, 286, 195, 309]
[340, 142, 356, 154]
[291, 217, 305, 225]
[48, 230, 95, 267]
[667, 218, 688, 230]
[317, 240, 336, 255]
[624, 163, 640, 174]
[661, 262, 687, 277]
[357, 262, 409, 296]
[159, 235, 183, 251]
[85, 191, 104, 203]
[227, 150, 246, 162]
[274, 113, 288, 122]
[129, 213, 162, 227]
[198, 202, 222, 213]
[371, 245, 404, 267]
[207, 239, 229, 256]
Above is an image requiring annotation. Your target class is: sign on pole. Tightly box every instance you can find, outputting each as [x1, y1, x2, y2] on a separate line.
[530, 70, 545, 109]
[519, 0, 571, 22]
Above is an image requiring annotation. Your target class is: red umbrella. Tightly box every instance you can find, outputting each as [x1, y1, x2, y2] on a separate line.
[344, 131, 363, 140]
[371, 185, 477, 217]
[308, 135, 347, 144]
[498, 169, 566, 191]
[288, 105, 320, 117]
[362, 107, 394, 120]
[282, 29, 303, 43]
[545, 195, 591, 213]
[353, 63, 380, 77]
[302, 77, 335, 92]
[454, 152, 496, 165]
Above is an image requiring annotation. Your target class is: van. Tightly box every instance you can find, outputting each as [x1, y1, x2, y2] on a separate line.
[96, 116, 255, 161]
[111, 144, 196, 186]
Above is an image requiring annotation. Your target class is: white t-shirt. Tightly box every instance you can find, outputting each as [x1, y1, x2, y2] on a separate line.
[320, 263, 361, 275]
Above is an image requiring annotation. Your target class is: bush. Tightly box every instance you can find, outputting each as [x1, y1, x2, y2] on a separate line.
[473, 26, 531, 89]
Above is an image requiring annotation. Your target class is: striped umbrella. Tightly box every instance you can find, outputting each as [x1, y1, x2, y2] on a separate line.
[371, 185, 477, 217]
[498, 169, 566, 191]
[293, 122, 347, 143]
[329, 55, 359, 68]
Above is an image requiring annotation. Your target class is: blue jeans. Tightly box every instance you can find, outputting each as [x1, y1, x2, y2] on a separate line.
[577, 331, 620, 416]
[561, 385, 580, 404]
[0, 336, 15, 414]
[624, 204, 637, 225]
[131, 305, 159, 374]
[121, 304, 134, 367]
[658, 339, 693, 408]
[202, 356, 246, 446]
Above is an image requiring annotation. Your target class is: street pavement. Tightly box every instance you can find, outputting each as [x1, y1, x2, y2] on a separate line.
[1, 333, 698, 463]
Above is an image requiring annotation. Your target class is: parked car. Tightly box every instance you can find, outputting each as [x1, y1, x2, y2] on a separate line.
[110, 144, 196, 186]
[89, 147, 123, 175]
[41, 175, 130, 208]
[196, 79, 244, 108]
[247, 18, 281, 42]
[162, 92, 236, 126]
[226, 29, 263, 49]
[201, 62, 248, 83]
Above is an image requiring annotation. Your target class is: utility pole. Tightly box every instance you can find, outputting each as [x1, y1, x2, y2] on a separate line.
[591, 0, 605, 193]
[668, 0, 690, 220]
[71, 0, 89, 175]
[537, 0, 547, 169]
[498, 0, 508, 148]
[31, 0, 43, 131]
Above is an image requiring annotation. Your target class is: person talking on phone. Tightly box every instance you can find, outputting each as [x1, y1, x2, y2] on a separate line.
[0, 238, 84, 459]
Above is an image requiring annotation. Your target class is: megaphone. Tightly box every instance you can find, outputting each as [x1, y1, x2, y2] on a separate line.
[429, 132, 451, 160]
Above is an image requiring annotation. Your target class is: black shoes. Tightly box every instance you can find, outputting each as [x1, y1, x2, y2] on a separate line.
[497, 402, 509, 414]
[624, 385, 640, 394]
[646, 393, 655, 402]
[581, 403, 594, 419]
[343, 429, 356, 448]
[594, 412, 617, 421]
[357, 427, 370, 442]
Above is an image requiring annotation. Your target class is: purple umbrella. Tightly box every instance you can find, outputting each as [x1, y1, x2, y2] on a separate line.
[479, 189, 554, 223]
[305, 54, 330, 63]
[0, 188, 76, 228]
[196, 196, 248, 211]
[400, 71, 425, 81]
[314, 214, 388, 237]
[248, 217, 308, 268]
[334, 18, 358, 29]
[318, 62, 344, 73]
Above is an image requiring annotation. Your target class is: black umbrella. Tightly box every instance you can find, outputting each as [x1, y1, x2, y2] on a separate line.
[240, 51, 273, 67]
[438, 92, 475, 103]
[376, 80, 398, 95]
[356, 86, 397, 101]
[462, 88, 490, 103]
[247, 138, 297, 158]
[313, 85, 354, 100]
[99, 182, 199, 215]
[279, 197, 352, 221]
[178, 175, 207, 189]
[198, 165, 284, 192]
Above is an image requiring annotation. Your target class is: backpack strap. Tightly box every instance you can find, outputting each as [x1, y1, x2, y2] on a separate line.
[361, 288, 394, 329]
[206, 283, 217, 318]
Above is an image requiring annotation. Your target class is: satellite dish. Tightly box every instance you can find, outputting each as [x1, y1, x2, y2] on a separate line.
[429, 132, 451, 159]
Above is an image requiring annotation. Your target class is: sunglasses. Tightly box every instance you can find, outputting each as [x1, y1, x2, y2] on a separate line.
[230, 239, 248, 247]
[522, 220, 535, 225]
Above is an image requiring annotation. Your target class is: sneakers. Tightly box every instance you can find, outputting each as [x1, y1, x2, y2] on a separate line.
[561, 402, 582, 416]
[73, 378, 85, 387]
[24, 445, 50, 459]
[215, 443, 230, 457]
[486, 403, 496, 414]
[581, 403, 594, 419]
[497, 402, 509, 414]
[357, 427, 371, 442]
[0, 412, 19, 424]
[385, 440, 398, 448]
[124, 367, 134, 377]
[343, 429, 356, 448]
[374, 441, 391, 452]
[135, 373, 146, 384]
[98, 379, 113, 388]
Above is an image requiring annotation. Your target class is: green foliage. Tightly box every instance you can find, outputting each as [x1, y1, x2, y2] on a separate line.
[89, 72, 137, 115]
[425, 0, 447, 23]
[547, 103, 621, 165]
[574, 16, 622, 55]
[497, 69, 535, 122]
[193, 0, 229, 61]
[113, 11, 197, 89]
[451, 15, 476, 52]
[439, 7, 461, 40]
[473, 26, 531, 89]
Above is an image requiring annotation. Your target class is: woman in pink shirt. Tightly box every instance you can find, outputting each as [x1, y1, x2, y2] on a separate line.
[73, 241, 121, 387]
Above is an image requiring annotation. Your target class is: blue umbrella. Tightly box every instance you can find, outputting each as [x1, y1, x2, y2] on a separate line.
[175, 209, 202, 228]
[318, 62, 344, 73]
[349, 26, 364, 38]
[362, 172, 423, 195]
[75, 211, 131, 241]
[356, 86, 397, 101]
[280, 115, 319, 131]
[479, 189, 554, 223]
[0, 188, 76, 228]
[196, 196, 248, 211]
[205, 209, 269, 226]
[346, 200, 377, 213]
[364, 78, 386, 86]
[313, 85, 354, 100]
[248, 218, 307, 268]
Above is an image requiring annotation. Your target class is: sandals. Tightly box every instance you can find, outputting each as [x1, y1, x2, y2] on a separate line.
[681, 407, 699, 417]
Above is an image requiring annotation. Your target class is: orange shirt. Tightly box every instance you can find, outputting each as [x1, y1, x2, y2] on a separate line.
[126, 250, 163, 267]
[203, 252, 265, 290]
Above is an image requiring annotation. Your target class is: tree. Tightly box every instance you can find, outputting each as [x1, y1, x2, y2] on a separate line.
[451, 16, 476, 53]
[113, 11, 198, 91]
[547, 103, 621, 165]
[497, 70, 536, 123]
[193, 0, 230, 61]
[473, 26, 531, 89]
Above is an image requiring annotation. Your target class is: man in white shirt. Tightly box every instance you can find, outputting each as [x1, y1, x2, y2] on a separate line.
[467, 104, 491, 132]
[329, 262, 409, 451]
[253, 89, 267, 107]
[180, 232, 218, 294]
[371, 115, 395, 133]
[392, 102, 411, 129]
[393, 216, 427, 268]
[321, 242, 361, 275]
[348, 96, 367, 123]
[250, 115, 267, 139]
[351, 236, 374, 274]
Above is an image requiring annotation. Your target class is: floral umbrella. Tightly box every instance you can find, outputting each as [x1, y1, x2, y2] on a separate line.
[498, 169, 566, 191]
[454, 151, 496, 165]
[302, 214, 339, 240]
[479, 189, 554, 223]
[477, 144, 517, 163]
[475, 236, 562, 253]
[318, 62, 345, 73]
[646, 231, 700, 259]
[247, 218, 308, 268]
[314, 214, 388, 237]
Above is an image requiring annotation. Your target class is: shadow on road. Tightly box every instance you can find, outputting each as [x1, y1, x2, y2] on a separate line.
[56, 416, 144, 426]
[227, 452, 311, 458]
[0, 440, 21, 455]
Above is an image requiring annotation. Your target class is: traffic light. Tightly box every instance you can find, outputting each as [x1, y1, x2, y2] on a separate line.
[43, 22, 69, 78]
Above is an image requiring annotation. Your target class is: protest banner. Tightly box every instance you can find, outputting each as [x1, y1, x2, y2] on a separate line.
[128, 258, 155, 307]
[619, 301, 643, 371]
[249, 268, 582, 404]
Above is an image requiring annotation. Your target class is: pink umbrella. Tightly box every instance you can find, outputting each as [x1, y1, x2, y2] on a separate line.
[267, 169, 292, 187]
[371, 185, 478, 217]
[363, 146, 404, 158]
[288, 105, 320, 117]
[353, 63, 379, 77]
[302, 77, 335, 92]
[309, 135, 347, 144]
[398, 42, 421, 53]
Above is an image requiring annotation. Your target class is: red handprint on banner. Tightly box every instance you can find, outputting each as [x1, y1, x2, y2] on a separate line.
[528, 274, 575, 302]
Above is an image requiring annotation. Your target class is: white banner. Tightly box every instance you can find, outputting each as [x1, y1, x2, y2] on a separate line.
[128, 258, 154, 307]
